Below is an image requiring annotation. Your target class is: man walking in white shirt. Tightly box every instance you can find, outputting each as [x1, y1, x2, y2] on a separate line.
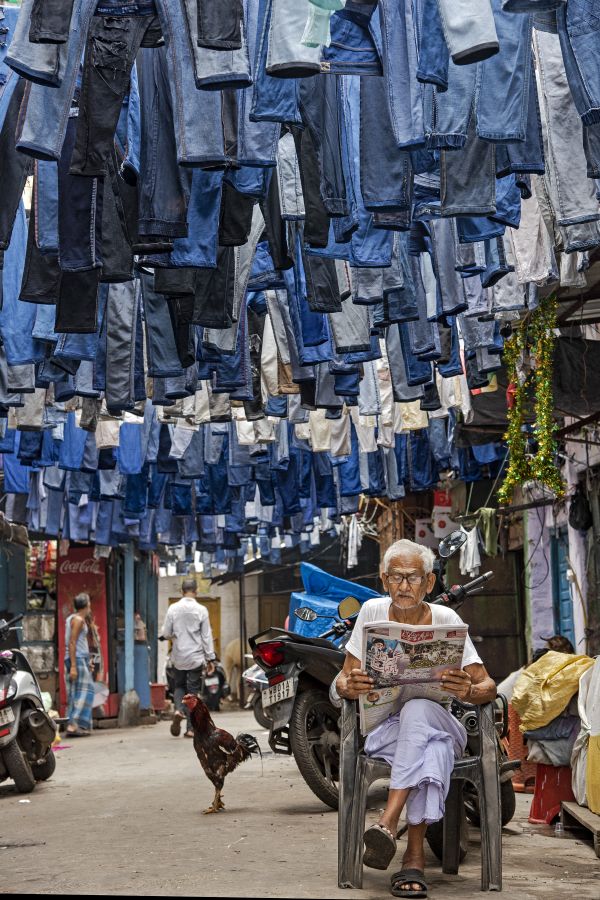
[161, 577, 217, 738]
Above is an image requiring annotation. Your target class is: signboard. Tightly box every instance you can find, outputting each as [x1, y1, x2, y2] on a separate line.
[57, 546, 109, 715]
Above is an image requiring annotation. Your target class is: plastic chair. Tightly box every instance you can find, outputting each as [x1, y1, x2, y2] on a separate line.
[338, 699, 503, 892]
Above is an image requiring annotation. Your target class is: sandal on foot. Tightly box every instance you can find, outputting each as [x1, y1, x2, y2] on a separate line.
[363, 823, 397, 870]
[390, 868, 428, 898]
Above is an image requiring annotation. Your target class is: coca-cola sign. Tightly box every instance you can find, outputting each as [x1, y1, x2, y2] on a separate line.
[59, 557, 103, 576]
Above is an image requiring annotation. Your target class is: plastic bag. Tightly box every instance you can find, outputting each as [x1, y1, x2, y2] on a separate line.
[571, 664, 594, 806]
[568, 483, 593, 532]
[511, 651, 594, 732]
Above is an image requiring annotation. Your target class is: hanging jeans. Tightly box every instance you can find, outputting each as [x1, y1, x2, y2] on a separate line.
[69, 12, 159, 178]
[377, 0, 425, 148]
[556, 0, 600, 126]
[136, 46, 190, 239]
[153, 0, 229, 166]
[0, 78, 33, 252]
[435, 0, 499, 65]
[105, 280, 140, 412]
[4, 0, 69, 87]
[15, 0, 98, 160]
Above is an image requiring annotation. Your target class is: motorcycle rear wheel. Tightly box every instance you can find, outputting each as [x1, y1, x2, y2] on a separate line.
[252, 695, 272, 731]
[463, 779, 516, 828]
[2, 741, 36, 793]
[32, 749, 56, 782]
[289, 689, 340, 810]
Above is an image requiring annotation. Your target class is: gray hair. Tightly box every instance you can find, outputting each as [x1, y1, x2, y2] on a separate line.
[181, 577, 197, 593]
[382, 539, 436, 575]
[74, 592, 91, 611]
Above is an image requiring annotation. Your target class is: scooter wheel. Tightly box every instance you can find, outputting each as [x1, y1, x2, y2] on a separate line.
[2, 741, 35, 793]
[32, 749, 56, 782]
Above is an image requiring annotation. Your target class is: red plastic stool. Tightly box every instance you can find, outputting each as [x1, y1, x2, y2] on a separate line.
[528, 764, 575, 824]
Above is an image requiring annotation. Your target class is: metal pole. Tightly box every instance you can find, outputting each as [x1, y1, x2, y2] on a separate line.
[238, 574, 246, 708]
[124, 545, 135, 693]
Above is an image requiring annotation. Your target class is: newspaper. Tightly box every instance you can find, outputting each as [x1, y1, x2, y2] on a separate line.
[359, 620, 468, 735]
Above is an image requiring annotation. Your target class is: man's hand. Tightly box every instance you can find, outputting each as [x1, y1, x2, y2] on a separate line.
[206, 661, 216, 675]
[69, 666, 78, 683]
[439, 668, 472, 701]
[340, 667, 375, 700]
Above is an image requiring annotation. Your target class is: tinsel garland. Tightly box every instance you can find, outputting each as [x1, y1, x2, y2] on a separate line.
[497, 323, 531, 505]
[497, 294, 564, 504]
[530, 294, 564, 497]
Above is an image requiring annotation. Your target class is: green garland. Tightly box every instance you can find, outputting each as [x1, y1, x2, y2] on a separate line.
[497, 294, 564, 504]
[497, 324, 531, 505]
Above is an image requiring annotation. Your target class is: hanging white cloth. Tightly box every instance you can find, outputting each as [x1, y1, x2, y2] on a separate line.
[459, 525, 481, 577]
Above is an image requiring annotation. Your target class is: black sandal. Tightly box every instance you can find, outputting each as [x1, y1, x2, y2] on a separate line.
[363, 823, 397, 870]
[390, 868, 428, 898]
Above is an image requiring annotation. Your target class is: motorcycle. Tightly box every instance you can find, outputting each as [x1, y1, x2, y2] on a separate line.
[250, 531, 518, 841]
[242, 661, 271, 730]
[0, 614, 57, 794]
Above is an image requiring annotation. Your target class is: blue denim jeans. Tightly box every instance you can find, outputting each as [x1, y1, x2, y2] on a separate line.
[237, 0, 280, 166]
[5, 0, 69, 87]
[250, 0, 302, 124]
[34, 160, 59, 254]
[436, 0, 499, 65]
[378, 0, 425, 148]
[181, 0, 251, 91]
[415, 0, 449, 90]
[360, 71, 413, 213]
[428, 218, 470, 316]
[153, 0, 227, 166]
[0, 205, 45, 366]
[456, 215, 505, 244]
[15, 0, 98, 161]
[146, 169, 223, 269]
[494, 57, 545, 176]
[54, 284, 108, 361]
[321, 1, 383, 76]
[556, 0, 600, 125]
[424, 61, 477, 149]
[476, 0, 533, 142]
[266, 0, 321, 77]
[437, 317, 463, 376]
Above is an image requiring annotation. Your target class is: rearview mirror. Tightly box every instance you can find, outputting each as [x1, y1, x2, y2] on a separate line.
[338, 596, 361, 620]
[294, 606, 318, 622]
[438, 529, 467, 559]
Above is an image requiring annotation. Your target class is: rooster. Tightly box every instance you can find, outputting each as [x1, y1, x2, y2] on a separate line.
[182, 693, 261, 814]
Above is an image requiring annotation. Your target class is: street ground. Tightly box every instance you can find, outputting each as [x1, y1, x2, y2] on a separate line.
[1, 707, 599, 898]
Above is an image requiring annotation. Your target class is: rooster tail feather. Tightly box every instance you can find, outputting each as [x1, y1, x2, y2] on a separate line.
[236, 733, 262, 759]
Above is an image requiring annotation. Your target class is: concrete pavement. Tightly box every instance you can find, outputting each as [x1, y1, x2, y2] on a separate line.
[1, 707, 599, 897]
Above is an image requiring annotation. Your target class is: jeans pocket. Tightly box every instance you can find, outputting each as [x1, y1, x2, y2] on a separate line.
[91, 31, 129, 94]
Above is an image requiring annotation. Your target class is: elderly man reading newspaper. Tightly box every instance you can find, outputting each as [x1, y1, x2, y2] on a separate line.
[332, 539, 496, 899]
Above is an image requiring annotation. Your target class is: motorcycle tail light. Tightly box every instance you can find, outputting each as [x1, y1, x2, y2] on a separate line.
[253, 641, 286, 669]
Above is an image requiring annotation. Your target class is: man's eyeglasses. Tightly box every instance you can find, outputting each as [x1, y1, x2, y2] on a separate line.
[386, 573, 425, 586]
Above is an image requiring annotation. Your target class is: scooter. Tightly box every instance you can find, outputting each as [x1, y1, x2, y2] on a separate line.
[0, 614, 57, 793]
[242, 662, 271, 729]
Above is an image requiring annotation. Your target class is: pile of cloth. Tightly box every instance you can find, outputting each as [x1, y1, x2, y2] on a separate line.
[512, 650, 594, 769]
[0, 0, 600, 566]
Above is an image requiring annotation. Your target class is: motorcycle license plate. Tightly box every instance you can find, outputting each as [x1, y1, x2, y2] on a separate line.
[0, 707, 15, 726]
[261, 677, 295, 708]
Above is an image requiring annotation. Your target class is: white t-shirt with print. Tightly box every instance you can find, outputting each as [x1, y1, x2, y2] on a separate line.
[344, 597, 483, 669]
